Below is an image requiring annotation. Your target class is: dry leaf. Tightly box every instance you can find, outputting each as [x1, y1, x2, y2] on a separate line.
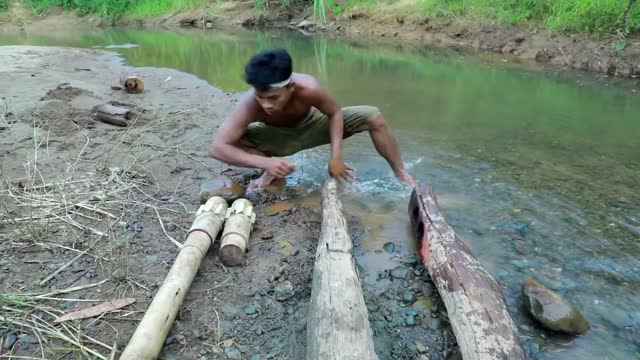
[55, 298, 136, 323]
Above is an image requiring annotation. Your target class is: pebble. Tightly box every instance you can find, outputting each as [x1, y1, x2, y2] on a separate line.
[19, 335, 40, 345]
[405, 315, 416, 326]
[274, 281, 294, 301]
[390, 266, 414, 280]
[245, 305, 257, 316]
[511, 259, 533, 269]
[224, 347, 242, 360]
[402, 291, 417, 304]
[415, 341, 428, 354]
[145, 255, 159, 263]
[111, 268, 126, 281]
[2, 332, 18, 350]
[383, 242, 396, 253]
[250, 355, 261, 360]
[522, 338, 542, 356]
[70, 262, 85, 273]
[496, 271, 509, 280]
[165, 222, 176, 231]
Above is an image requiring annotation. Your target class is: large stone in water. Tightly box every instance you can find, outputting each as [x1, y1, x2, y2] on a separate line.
[199, 176, 244, 203]
[390, 266, 414, 280]
[522, 279, 590, 334]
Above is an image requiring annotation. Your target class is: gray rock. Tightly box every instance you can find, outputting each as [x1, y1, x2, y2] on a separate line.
[522, 279, 590, 334]
[415, 341, 428, 354]
[245, 305, 257, 315]
[70, 263, 85, 273]
[111, 268, 126, 280]
[402, 291, 417, 304]
[274, 281, 294, 301]
[2, 332, 18, 350]
[390, 266, 414, 280]
[200, 176, 244, 203]
[145, 255, 159, 263]
[250, 355, 261, 360]
[224, 347, 242, 360]
[19, 335, 40, 345]
[405, 315, 416, 326]
[383, 242, 396, 253]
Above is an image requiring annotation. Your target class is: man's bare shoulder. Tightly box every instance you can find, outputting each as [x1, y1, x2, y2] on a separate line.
[292, 73, 322, 91]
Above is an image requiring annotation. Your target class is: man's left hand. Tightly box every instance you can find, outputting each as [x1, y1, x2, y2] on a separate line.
[329, 156, 355, 184]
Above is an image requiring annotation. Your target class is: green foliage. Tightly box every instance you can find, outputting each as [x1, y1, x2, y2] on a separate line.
[23, 0, 206, 19]
[0, 0, 8, 11]
[411, 0, 640, 34]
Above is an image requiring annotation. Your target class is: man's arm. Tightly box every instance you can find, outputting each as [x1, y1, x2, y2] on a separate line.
[303, 84, 354, 182]
[209, 95, 295, 178]
[209, 95, 265, 168]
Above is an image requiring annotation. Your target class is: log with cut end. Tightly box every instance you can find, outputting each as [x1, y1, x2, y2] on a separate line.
[306, 179, 378, 360]
[409, 183, 525, 360]
[95, 104, 131, 127]
[120, 197, 228, 360]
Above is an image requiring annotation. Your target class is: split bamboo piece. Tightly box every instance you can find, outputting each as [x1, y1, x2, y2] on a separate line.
[219, 198, 256, 266]
[119, 196, 228, 360]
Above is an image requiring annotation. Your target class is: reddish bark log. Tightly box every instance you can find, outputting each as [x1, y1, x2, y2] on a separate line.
[409, 183, 525, 360]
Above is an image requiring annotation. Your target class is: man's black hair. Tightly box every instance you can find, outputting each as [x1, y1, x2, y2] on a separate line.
[244, 49, 293, 92]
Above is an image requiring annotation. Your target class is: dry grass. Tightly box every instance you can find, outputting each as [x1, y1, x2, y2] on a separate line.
[0, 99, 193, 357]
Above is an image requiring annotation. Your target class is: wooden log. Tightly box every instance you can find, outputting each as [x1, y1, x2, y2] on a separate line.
[120, 197, 228, 360]
[306, 179, 378, 360]
[95, 104, 131, 127]
[409, 183, 525, 360]
[219, 198, 256, 267]
[120, 75, 144, 94]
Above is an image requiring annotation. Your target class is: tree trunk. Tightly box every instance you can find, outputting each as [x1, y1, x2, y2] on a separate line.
[120, 197, 228, 360]
[306, 179, 378, 360]
[409, 183, 525, 360]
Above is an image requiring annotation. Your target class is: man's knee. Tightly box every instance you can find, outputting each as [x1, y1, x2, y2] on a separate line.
[366, 111, 387, 131]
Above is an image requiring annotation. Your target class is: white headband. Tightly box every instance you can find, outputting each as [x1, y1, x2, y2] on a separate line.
[269, 76, 292, 89]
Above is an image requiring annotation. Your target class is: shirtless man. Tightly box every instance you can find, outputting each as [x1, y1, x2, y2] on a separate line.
[209, 48, 415, 188]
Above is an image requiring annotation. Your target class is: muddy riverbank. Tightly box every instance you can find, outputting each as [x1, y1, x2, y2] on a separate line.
[2, 2, 640, 79]
[0, 46, 458, 359]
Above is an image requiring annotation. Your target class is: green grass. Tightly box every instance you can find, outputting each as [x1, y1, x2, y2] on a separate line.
[14, 0, 640, 34]
[127, 0, 208, 17]
[309, 0, 639, 34]
[22, 0, 206, 18]
[410, 0, 640, 34]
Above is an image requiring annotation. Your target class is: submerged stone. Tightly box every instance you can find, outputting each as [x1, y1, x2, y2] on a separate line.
[522, 279, 590, 334]
[383, 242, 396, 254]
[199, 175, 244, 203]
[390, 266, 414, 280]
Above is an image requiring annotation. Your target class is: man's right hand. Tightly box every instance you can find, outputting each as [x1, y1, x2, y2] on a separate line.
[264, 157, 296, 178]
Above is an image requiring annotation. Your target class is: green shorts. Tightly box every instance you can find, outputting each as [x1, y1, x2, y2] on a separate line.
[241, 106, 378, 157]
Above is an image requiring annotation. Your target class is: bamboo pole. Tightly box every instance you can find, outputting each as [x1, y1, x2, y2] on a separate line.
[306, 179, 378, 360]
[119, 196, 228, 360]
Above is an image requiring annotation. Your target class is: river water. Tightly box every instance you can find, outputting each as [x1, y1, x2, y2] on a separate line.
[2, 28, 639, 359]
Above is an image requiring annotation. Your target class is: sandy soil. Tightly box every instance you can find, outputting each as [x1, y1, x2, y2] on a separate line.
[0, 46, 456, 359]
